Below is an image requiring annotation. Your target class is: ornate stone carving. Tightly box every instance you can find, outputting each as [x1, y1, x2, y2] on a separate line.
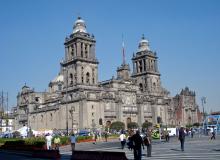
[102, 92, 114, 99]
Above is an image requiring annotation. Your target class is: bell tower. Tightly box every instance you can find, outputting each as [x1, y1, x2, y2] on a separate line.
[61, 17, 99, 88]
[131, 35, 161, 94]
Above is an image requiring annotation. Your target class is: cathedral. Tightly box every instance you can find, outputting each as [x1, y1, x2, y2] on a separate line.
[14, 17, 200, 132]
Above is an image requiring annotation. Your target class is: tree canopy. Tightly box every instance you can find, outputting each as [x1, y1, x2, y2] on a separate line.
[110, 121, 125, 131]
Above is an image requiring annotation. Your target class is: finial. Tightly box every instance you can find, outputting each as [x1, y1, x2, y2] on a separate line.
[142, 34, 145, 40]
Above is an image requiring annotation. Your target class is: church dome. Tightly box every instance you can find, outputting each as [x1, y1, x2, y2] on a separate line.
[51, 74, 64, 83]
[73, 17, 87, 33]
[138, 34, 150, 52]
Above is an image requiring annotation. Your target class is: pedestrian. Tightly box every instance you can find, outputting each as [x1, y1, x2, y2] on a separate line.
[93, 132, 98, 144]
[143, 128, 152, 157]
[165, 129, 169, 142]
[190, 128, 193, 138]
[127, 130, 134, 151]
[104, 131, 108, 142]
[179, 126, 185, 151]
[119, 132, 126, 149]
[54, 135, 61, 150]
[70, 133, 76, 155]
[131, 130, 144, 160]
[210, 127, 216, 140]
[45, 133, 53, 150]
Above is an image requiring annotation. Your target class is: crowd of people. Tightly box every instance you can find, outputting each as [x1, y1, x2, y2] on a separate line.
[42, 126, 217, 160]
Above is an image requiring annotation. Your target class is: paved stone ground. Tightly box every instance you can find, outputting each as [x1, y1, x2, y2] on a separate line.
[60, 135, 220, 160]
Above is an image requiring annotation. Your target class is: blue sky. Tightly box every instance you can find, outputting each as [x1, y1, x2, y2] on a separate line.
[0, 0, 219, 112]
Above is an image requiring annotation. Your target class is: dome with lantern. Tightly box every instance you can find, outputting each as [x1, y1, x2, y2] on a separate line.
[73, 17, 87, 34]
[138, 34, 150, 52]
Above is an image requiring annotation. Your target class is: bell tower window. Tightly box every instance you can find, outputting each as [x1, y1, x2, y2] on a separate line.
[139, 83, 143, 92]
[86, 72, 90, 84]
[70, 73, 73, 85]
[85, 44, 88, 58]
[139, 60, 142, 72]
[81, 43, 83, 57]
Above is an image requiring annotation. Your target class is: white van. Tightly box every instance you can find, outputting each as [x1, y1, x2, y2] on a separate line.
[167, 128, 177, 136]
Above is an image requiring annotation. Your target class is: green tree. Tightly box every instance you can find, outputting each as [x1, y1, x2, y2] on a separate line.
[127, 122, 139, 129]
[142, 121, 153, 129]
[193, 122, 200, 127]
[110, 121, 125, 131]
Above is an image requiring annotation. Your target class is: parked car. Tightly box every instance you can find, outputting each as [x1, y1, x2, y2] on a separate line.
[78, 130, 90, 136]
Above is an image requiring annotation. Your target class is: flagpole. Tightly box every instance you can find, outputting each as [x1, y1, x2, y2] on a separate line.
[122, 34, 125, 65]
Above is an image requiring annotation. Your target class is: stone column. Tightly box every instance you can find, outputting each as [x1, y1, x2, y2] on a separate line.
[77, 42, 81, 57]
[137, 61, 139, 73]
[138, 104, 144, 127]
[82, 43, 85, 58]
[133, 62, 136, 74]
[65, 47, 68, 61]
[87, 44, 90, 58]
[74, 43, 77, 57]
[142, 59, 145, 72]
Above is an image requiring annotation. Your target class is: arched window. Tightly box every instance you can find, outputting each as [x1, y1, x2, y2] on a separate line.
[70, 73, 73, 85]
[81, 67, 84, 83]
[139, 83, 143, 92]
[127, 117, 131, 125]
[153, 82, 156, 90]
[71, 45, 74, 57]
[139, 60, 142, 72]
[86, 72, 90, 84]
[81, 43, 83, 57]
[85, 44, 88, 58]
[58, 84, 62, 91]
[50, 113, 53, 121]
[106, 121, 111, 127]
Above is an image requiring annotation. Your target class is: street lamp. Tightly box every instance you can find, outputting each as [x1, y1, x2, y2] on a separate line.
[201, 97, 206, 122]
[69, 106, 74, 133]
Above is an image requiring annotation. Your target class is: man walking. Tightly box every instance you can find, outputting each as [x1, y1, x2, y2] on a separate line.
[70, 133, 76, 155]
[119, 132, 126, 149]
[144, 129, 152, 157]
[210, 127, 216, 140]
[179, 126, 185, 151]
[45, 133, 53, 150]
[131, 130, 144, 160]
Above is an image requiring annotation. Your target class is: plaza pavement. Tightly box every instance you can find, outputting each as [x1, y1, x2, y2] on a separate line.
[60, 135, 220, 160]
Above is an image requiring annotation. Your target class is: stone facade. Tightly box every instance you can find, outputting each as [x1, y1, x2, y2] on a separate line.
[14, 17, 200, 131]
[173, 87, 202, 126]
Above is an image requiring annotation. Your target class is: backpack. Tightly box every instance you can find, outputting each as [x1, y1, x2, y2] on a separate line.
[143, 136, 150, 146]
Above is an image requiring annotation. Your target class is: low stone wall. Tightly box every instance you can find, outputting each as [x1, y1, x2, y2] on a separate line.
[71, 150, 128, 160]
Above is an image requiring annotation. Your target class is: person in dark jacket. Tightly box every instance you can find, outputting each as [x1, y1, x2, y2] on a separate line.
[144, 128, 152, 157]
[131, 130, 144, 160]
[179, 126, 185, 151]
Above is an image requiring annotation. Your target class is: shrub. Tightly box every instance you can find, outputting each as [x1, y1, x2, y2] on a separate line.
[110, 121, 125, 131]
[59, 136, 69, 145]
[24, 137, 45, 147]
[142, 121, 152, 129]
[193, 122, 200, 127]
[76, 136, 93, 142]
[127, 122, 139, 129]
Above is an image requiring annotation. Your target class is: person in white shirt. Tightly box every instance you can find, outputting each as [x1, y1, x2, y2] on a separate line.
[45, 133, 53, 150]
[119, 132, 126, 149]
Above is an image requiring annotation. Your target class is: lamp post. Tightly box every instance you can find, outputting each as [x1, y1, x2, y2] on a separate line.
[201, 97, 206, 135]
[69, 106, 74, 133]
[201, 97, 206, 122]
